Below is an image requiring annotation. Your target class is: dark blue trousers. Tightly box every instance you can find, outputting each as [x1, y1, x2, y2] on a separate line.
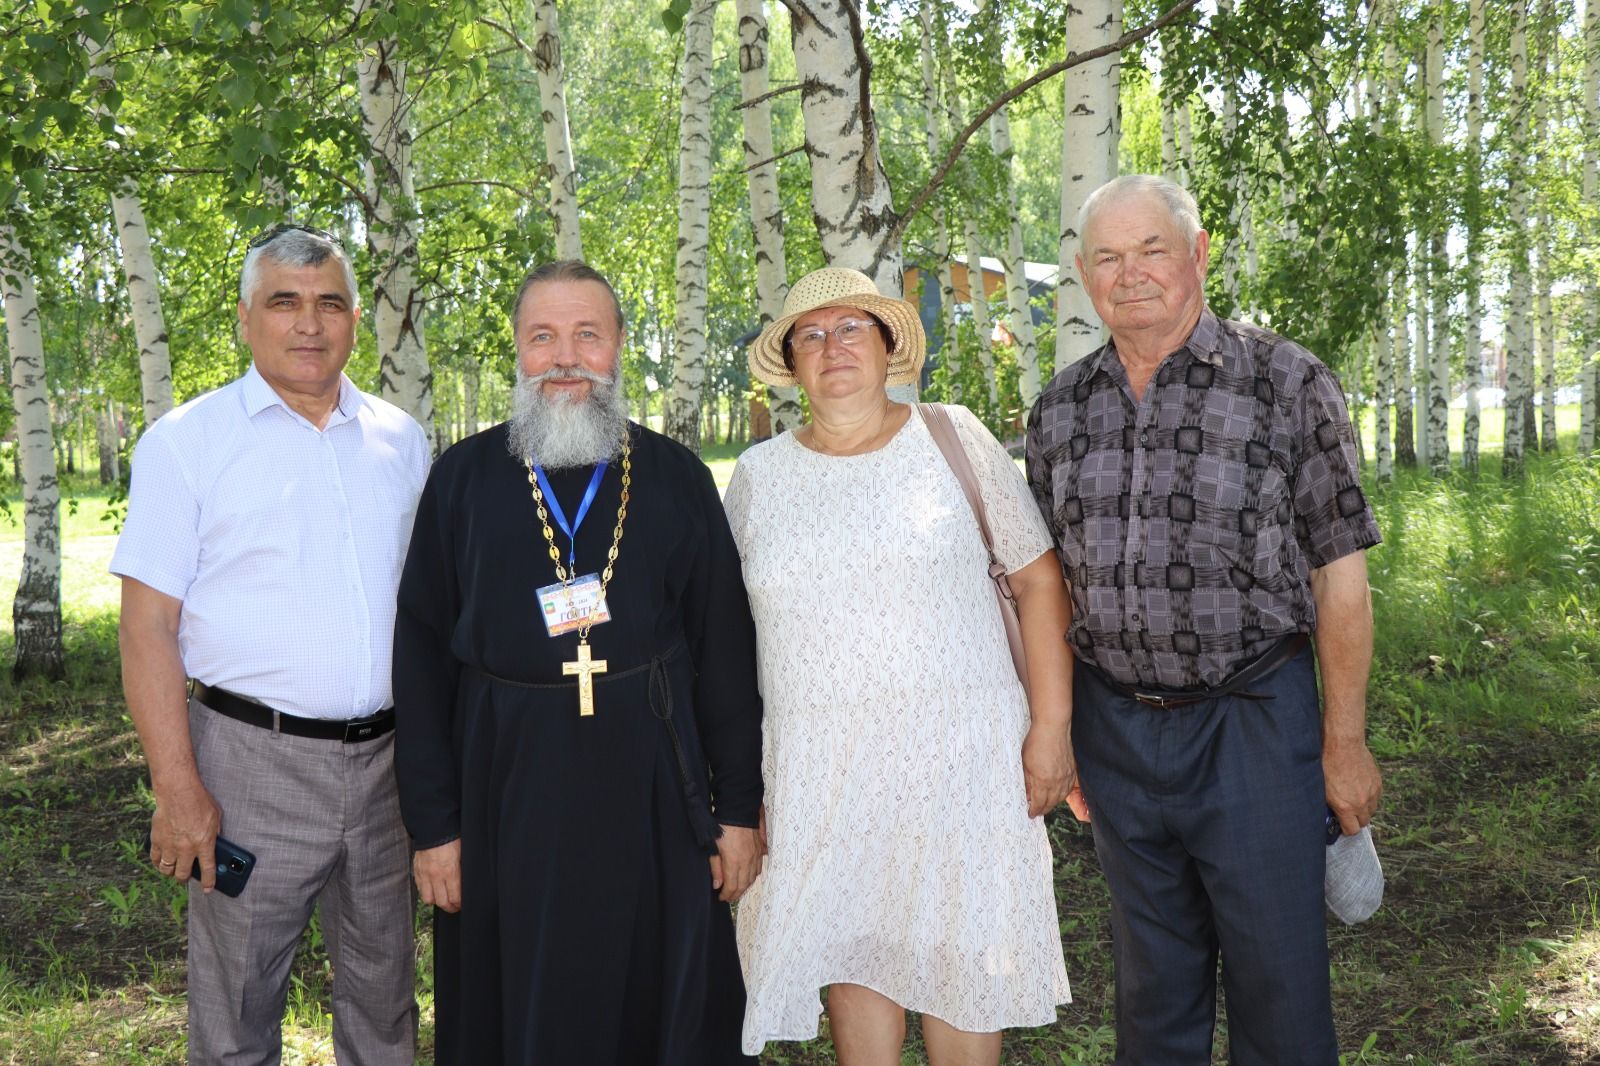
[1073, 645, 1337, 1066]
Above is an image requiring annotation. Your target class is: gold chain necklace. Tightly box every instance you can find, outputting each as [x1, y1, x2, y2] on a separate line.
[524, 437, 632, 641]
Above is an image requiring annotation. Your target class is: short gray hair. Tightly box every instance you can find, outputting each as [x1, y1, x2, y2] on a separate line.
[511, 259, 625, 334]
[239, 227, 359, 310]
[1077, 175, 1204, 256]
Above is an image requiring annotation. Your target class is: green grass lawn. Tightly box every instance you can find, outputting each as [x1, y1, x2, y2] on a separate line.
[2, 436, 1598, 1064]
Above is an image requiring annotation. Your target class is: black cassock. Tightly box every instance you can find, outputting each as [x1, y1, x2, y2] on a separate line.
[394, 422, 762, 1065]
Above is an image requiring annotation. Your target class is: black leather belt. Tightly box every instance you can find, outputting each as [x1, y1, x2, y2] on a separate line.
[1082, 633, 1310, 709]
[188, 680, 395, 743]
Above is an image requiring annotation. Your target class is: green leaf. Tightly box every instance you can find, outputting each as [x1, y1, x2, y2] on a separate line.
[661, 7, 682, 32]
[80, 15, 112, 45]
[219, 0, 255, 30]
[20, 168, 46, 198]
[122, 5, 152, 31]
[79, 0, 114, 13]
[113, 61, 135, 84]
[218, 74, 256, 111]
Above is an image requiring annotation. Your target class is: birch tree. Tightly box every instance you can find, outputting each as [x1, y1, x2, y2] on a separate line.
[737, 0, 801, 436]
[1583, 0, 1599, 454]
[1365, 31, 1393, 482]
[1384, 25, 1416, 468]
[939, 54, 998, 403]
[1533, 11, 1556, 452]
[662, 0, 716, 449]
[979, 0, 1042, 410]
[1503, 0, 1532, 478]
[353, 0, 434, 441]
[1392, 264, 1417, 467]
[532, 0, 583, 260]
[783, 0, 919, 403]
[918, 2, 962, 400]
[1, 220, 65, 681]
[1056, 0, 1118, 365]
[1462, 0, 1486, 471]
[1424, 11, 1449, 474]
[83, 31, 174, 429]
[1217, 0, 1250, 314]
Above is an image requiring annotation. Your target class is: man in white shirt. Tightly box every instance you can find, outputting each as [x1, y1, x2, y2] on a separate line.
[111, 224, 430, 1065]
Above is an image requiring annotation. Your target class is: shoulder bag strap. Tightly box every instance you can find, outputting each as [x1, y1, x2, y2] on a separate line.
[917, 403, 1028, 685]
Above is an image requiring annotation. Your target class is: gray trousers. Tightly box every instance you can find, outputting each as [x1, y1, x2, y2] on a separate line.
[185, 698, 417, 1066]
[1073, 646, 1337, 1066]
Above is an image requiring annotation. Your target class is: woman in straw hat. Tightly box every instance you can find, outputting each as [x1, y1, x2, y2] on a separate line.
[724, 267, 1079, 1063]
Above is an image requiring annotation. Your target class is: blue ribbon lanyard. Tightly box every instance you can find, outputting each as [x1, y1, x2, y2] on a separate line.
[534, 460, 609, 578]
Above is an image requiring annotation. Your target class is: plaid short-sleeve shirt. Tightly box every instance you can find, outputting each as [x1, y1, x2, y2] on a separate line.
[1025, 309, 1381, 689]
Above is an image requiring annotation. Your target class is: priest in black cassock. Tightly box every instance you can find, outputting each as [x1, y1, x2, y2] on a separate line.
[393, 260, 763, 1065]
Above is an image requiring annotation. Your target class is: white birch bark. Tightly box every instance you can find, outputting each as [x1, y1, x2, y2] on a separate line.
[789, 0, 901, 293]
[531, 0, 583, 259]
[96, 398, 117, 485]
[1413, 244, 1431, 467]
[962, 224, 998, 406]
[1, 221, 65, 680]
[1392, 264, 1417, 468]
[1365, 44, 1392, 482]
[1176, 100, 1193, 181]
[938, 55, 997, 403]
[83, 31, 174, 428]
[463, 358, 480, 438]
[1425, 14, 1449, 473]
[979, 0, 1040, 410]
[1536, 218, 1556, 451]
[991, 103, 1041, 409]
[1503, 0, 1531, 477]
[662, 0, 715, 449]
[1583, 0, 1599, 454]
[919, 2, 962, 399]
[1161, 94, 1177, 182]
[1462, 0, 1486, 471]
[1533, 20, 1557, 453]
[1384, 32, 1416, 468]
[354, 0, 434, 441]
[1106, 0, 1123, 179]
[1056, 0, 1117, 366]
[738, 0, 801, 434]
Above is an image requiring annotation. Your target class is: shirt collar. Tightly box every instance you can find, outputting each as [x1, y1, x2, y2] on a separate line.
[242, 363, 360, 429]
[1088, 305, 1225, 383]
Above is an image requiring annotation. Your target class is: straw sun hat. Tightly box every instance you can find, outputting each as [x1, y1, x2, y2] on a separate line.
[748, 267, 926, 389]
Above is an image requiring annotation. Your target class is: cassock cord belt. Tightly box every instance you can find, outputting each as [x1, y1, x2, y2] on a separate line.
[469, 643, 722, 851]
[1078, 632, 1309, 709]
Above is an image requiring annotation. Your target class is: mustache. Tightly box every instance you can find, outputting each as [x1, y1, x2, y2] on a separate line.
[519, 366, 616, 387]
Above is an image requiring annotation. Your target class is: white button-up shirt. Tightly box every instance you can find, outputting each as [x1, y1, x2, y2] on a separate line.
[111, 365, 430, 720]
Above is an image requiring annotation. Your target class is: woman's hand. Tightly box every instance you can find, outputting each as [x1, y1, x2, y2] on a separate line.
[1021, 724, 1078, 818]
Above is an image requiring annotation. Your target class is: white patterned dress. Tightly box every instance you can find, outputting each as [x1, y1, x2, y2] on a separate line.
[724, 404, 1070, 1054]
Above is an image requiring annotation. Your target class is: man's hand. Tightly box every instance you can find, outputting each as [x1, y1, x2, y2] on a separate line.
[709, 824, 761, 903]
[414, 840, 462, 913]
[149, 778, 223, 891]
[1310, 550, 1381, 838]
[1324, 738, 1382, 836]
[1021, 724, 1078, 818]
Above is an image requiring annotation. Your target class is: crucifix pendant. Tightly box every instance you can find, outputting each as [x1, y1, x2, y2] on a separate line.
[562, 640, 608, 717]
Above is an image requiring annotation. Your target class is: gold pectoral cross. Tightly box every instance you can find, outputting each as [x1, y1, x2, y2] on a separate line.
[562, 640, 608, 717]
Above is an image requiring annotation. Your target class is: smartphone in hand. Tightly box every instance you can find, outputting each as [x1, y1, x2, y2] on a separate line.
[141, 830, 257, 897]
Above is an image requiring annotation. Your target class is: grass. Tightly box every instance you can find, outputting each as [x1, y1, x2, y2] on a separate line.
[2, 439, 1599, 1064]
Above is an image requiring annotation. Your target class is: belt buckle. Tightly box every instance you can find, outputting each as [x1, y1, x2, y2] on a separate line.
[1133, 691, 1174, 709]
[343, 719, 377, 744]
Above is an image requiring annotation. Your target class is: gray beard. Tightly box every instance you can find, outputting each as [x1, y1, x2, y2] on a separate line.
[505, 366, 631, 469]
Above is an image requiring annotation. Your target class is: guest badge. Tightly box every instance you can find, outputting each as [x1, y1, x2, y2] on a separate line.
[538, 574, 612, 637]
